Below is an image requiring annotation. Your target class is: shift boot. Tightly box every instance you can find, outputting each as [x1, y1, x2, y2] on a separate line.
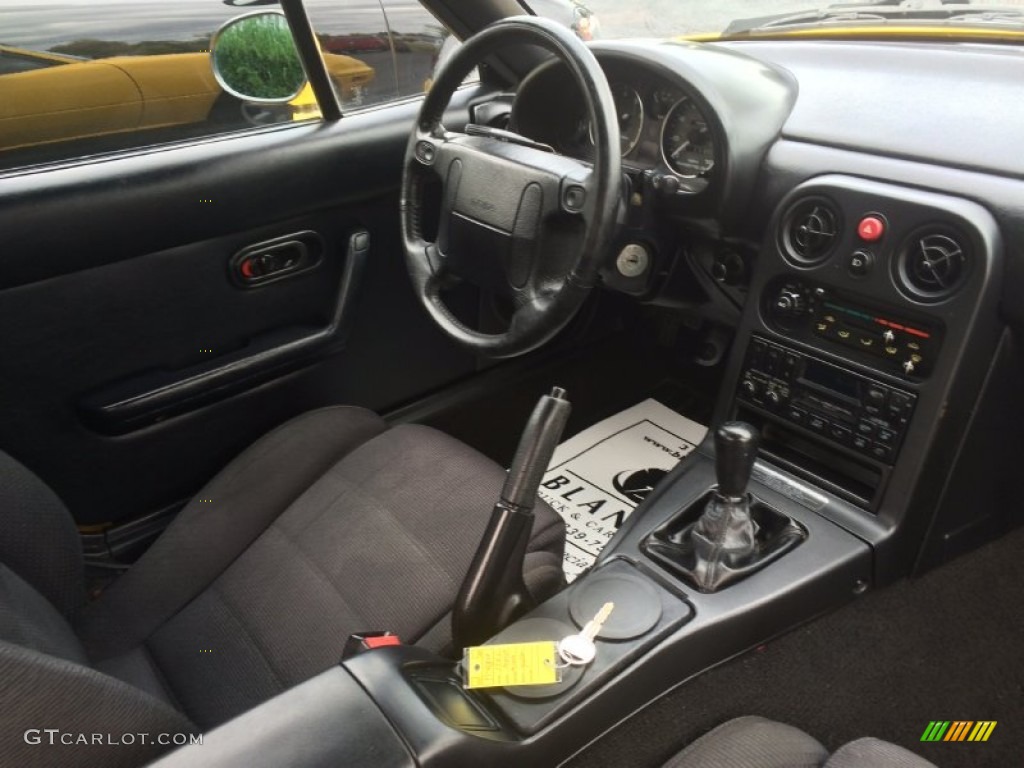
[643, 422, 805, 592]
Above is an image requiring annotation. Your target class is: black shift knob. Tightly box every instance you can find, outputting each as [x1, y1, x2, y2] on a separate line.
[714, 421, 759, 499]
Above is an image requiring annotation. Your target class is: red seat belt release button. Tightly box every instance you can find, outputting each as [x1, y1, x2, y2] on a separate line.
[342, 631, 402, 661]
[364, 634, 402, 649]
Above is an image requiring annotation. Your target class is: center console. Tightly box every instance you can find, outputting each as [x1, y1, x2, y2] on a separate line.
[723, 174, 1002, 564]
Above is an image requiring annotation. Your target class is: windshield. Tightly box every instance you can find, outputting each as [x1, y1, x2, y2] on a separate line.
[525, 0, 1024, 40]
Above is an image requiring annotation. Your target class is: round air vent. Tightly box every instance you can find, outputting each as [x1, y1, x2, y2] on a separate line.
[895, 227, 970, 301]
[780, 198, 840, 266]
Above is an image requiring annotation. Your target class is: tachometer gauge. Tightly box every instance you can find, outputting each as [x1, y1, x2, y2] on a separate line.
[651, 88, 680, 120]
[660, 97, 715, 178]
[612, 84, 644, 156]
[589, 84, 644, 156]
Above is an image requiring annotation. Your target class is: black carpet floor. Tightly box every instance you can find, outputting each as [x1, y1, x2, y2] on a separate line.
[568, 525, 1024, 768]
[417, 333, 718, 469]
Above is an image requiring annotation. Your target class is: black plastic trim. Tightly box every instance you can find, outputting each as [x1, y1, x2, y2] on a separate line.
[81, 500, 185, 565]
[148, 667, 414, 768]
[280, 0, 342, 121]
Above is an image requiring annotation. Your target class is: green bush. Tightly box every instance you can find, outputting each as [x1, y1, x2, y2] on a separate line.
[215, 16, 304, 99]
[51, 36, 210, 59]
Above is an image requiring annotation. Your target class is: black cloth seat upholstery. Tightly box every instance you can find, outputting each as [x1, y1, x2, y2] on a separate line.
[0, 406, 566, 767]
[664, 716, 938, 768]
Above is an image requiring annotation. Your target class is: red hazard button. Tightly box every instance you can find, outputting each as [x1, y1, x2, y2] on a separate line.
[857, 215, 885, 242]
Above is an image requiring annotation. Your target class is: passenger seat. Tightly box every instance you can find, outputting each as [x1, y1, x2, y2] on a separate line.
[664, 716, 937, 767]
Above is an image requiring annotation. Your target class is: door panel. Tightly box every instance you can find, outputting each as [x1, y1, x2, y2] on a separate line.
[75, 223, 363, 436]
[0, 89, 484, 527]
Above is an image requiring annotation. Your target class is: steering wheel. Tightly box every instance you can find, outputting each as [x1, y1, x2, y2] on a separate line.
[401, 16, 623, 358]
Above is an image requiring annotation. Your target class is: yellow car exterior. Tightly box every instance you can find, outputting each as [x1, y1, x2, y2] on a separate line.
[684, 24, 1024, 44]
[0, 45, 374, 152]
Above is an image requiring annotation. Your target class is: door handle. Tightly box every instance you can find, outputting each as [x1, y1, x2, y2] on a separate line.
[230, 232, 321, 286]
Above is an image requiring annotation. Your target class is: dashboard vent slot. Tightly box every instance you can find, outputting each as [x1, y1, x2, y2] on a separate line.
[781, 199, 839, 266]
[896, 228, 969, 300]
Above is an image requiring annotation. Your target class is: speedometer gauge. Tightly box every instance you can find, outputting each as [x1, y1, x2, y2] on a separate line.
[660, 97, 715, 178]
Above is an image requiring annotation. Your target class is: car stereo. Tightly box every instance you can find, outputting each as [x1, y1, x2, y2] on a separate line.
[737, 336, 916, 465]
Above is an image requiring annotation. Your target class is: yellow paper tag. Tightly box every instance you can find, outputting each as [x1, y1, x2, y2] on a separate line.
[463, 641, 560, 689]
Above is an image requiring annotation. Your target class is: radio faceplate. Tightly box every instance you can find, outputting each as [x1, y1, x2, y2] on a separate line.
[737, 335, 916, 465]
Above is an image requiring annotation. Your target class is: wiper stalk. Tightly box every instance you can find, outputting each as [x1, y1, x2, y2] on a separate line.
[465, 123, 554, 153]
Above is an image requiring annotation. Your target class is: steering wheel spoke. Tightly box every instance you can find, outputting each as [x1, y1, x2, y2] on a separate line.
[400, 16, 623, 358]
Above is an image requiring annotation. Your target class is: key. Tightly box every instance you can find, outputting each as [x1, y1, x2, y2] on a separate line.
[558, 601, 614, 666]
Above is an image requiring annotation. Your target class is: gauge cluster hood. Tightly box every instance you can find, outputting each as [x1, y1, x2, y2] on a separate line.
[582, 39, 796, 236]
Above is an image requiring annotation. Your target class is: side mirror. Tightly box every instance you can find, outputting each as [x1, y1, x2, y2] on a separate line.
[210, 11, 306, 103]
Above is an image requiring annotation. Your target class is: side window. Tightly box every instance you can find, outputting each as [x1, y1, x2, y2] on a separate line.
[380, 0, 457, 99]
[305, 0, 454, 110]
[0, 1, 317, 171]
[303, 0, 393, 109]
[0, 0, 459, 172]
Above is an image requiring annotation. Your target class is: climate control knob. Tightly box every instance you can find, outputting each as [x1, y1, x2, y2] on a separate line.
[773, 285, 807, 318]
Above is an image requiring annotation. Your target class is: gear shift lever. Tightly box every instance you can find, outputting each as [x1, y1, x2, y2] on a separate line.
[692, 422, 759, 558]
[714, 422, 760, 501]
[643, 420, 805, 592]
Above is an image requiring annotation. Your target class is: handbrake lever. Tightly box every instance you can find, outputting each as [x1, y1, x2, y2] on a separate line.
[452, 387, 571, 650]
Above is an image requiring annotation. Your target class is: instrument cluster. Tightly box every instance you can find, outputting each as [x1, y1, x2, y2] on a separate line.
[600, 81, 716, 179]
[513, 58, 720, 189]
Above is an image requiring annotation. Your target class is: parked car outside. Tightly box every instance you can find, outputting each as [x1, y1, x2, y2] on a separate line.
[0, 42, 373, 151]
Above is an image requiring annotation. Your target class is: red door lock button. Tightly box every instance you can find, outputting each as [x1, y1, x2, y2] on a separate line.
[857, 215, 885, 242]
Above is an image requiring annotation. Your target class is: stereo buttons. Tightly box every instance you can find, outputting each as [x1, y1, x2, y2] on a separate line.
[786, 407, 807, 424]
[808, 415, 828, 433]
[864, 386, 887, 415]
[888, 391, 914, 420]
[829, 423, 853, 445]
[870, 443, 893, 462]
[739, 337, 916, 466]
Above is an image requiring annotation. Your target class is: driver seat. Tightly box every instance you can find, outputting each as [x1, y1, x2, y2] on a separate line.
[0, 406, 566, 767]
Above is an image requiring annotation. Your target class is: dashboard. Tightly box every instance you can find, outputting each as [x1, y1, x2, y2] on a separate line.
[502, 35, 1024, 571]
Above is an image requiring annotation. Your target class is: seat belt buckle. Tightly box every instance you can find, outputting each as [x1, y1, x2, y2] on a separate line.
[342, 630, 402, 661]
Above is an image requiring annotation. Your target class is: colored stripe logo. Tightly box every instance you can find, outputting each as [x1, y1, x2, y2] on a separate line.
[921, 721, 997, 742]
